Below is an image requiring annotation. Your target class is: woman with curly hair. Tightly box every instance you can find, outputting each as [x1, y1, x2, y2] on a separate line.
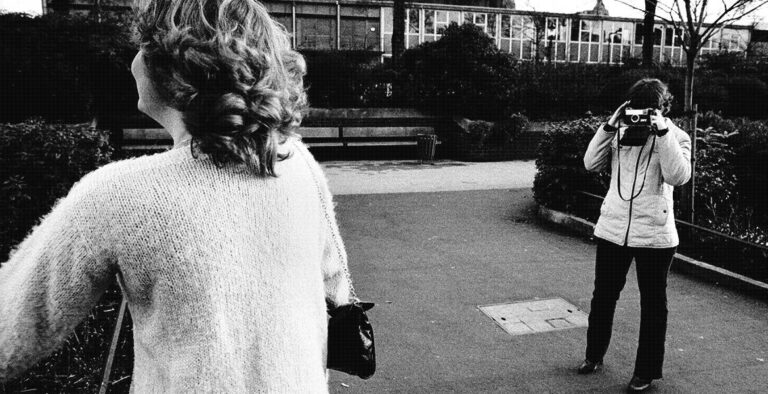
[0, 0, 356, 391]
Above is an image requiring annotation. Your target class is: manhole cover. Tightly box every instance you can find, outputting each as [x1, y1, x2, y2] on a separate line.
[478, 298, 589, 336]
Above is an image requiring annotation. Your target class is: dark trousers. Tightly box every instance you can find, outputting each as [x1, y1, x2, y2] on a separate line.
[585, 238, 676, 380]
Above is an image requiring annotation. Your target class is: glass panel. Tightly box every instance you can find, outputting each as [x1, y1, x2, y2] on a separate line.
[476, 14, 486, 25]
[500, 38, 512, 53]
[425, 10, 435, 34]
[522, 40, 532, 59]
[465, 12, 474, 24]
[448, 11, 461, 25]
[408, 9, 419, 33]
[511, 16, 521, 39]
[623, 24, 633, 44]
[635, 23, 644, 44]
[581, 31, 590, 42]
[340, 19, 379, 50]
[382, 7, 393, 33]
[384, 33, 392, 53]
[571, 19, 580, 42]
[510, 41, 521, 59]
[502, 15, 511, 38]
[665, 27, 673, 45]
[407, 33, 420, 48]
[522, 16, 534, 41]
[611, 44, 622, 63]
[436, 11, 447, 24]
[547, 18, 559, 41]
[569, 43, 580, 62]
[296, 16, 336, 50]
[654, 26, 662, 45]
[488, 14, 496, 37]
[591, 22, 601, 43]
[555, 44, 566, 61]
[580, 43, 590, 61]
[590, 43, 600, 62]
[674, 28, 683, 46]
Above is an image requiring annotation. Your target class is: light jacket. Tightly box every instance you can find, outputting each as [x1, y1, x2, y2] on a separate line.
[583, 119, 691, 248]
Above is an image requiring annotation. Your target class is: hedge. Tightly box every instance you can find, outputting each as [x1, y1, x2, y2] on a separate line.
[533, 114, 768, 281]
[0, 119, 136, 393]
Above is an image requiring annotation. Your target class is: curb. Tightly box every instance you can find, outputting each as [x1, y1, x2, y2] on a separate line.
[537, 205, 768, 300]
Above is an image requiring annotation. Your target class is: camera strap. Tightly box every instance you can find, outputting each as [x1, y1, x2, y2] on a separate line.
[617, 134, 657, 202]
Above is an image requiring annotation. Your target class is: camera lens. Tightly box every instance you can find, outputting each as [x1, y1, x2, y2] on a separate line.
[630, 115, 640, 123]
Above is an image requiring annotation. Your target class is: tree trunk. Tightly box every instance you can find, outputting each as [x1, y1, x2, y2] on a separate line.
[684, 53, 695, 112]
[392, 0, 406, 65]
[680, 51, 697, 223]
[642, 0, 658, 67]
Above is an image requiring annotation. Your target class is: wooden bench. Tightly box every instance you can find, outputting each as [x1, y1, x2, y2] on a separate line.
[113, 113, 448, 154]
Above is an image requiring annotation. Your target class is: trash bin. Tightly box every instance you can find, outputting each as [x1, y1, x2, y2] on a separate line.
[416, 134, 437, 163]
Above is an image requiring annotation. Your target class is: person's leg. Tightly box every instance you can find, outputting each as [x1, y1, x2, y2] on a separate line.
[585, 239, 634, 363]
[633, 246, 676, 380]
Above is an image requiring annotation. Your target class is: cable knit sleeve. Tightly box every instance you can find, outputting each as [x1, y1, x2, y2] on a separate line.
[0, 176, 116, 382]
[292, 140, 353, 307]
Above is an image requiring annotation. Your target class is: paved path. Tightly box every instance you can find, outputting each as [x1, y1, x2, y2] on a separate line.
[323, 161, 768, 393]
[322, 160, 536, 195]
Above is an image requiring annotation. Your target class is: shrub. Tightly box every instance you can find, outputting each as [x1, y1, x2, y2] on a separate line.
[0, 12, 136, 124]
[533, 117, 610, 219]
[0, 119, 113, 260]
[442, 114, 529, 161]
[692, 126, 739, 221]
[697, 112, 768, 226]
[396, 23, 517, 120]
[301, 50, 386, 108]
[0, 118, 125, 393]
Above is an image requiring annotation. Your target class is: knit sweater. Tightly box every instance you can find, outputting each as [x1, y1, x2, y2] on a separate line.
[0, 138, 352, 393]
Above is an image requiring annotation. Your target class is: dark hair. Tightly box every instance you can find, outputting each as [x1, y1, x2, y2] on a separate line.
[626, 78, 673, 115]
[134, 0, 307, 176]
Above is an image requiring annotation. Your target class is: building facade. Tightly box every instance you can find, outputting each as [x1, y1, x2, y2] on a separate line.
[45, 0, 754, 66]
[264, 0, 752, 65]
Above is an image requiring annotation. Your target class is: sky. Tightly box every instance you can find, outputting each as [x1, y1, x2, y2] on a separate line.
[2, 0, 768, 27]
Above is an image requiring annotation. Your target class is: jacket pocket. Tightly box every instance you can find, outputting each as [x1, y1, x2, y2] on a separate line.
[651, 195, 669, 226]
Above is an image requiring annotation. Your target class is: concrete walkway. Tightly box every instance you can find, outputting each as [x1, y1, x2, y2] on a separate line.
[323, 160, 768, 393]
[322, 160, 537, 195]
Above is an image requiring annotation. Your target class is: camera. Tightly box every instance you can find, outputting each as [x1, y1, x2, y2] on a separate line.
[620, 108, 653, 146]
[623, 108, 652, 126]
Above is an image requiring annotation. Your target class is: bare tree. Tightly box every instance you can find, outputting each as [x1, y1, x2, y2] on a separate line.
[392, 0, 406, 64]
[642, 0, 659, 66]
[620, 0, 768, 111]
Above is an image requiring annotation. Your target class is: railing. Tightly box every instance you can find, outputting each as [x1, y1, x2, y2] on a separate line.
[576, 190, 768, 252]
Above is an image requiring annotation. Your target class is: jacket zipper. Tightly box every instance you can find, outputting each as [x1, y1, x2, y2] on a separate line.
[624, 199, 633, 246]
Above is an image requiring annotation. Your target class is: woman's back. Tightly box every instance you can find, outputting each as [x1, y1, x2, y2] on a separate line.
[0, 139, 348, 393]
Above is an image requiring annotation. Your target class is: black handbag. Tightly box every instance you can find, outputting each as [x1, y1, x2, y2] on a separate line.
[327, 301, 375, 379]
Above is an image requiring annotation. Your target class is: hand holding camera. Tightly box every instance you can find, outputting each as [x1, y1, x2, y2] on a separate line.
[607, 102, 669, 146]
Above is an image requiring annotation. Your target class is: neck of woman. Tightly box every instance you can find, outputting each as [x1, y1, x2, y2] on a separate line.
[153, 107, 192, 149]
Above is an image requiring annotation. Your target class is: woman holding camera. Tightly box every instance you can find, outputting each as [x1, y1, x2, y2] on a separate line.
[578, 78, 691, 392]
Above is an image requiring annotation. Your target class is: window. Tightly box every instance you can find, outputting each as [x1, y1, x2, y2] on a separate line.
[572, 19, 601, 62]
[408, 9, 419, 33]
[602, 21, 633, 64]
[634, 23, 662, 45]
[487, 14, 497, 38]
[544, 17, 568, 62]
[501, 14, 511, 38]
[424, 9, 461, 41]
[425, 10, 435, 35]
[464, 12, 488, 33]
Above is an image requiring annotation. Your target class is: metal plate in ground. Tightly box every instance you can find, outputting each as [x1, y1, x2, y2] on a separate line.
[478, 298, 589, 336]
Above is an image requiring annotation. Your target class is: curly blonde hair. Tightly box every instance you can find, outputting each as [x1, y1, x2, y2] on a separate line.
[134, 0, 307, 176]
